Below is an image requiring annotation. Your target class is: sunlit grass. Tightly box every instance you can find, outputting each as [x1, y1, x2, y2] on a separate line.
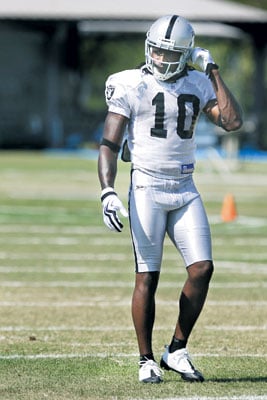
[0, 151, 266, 399]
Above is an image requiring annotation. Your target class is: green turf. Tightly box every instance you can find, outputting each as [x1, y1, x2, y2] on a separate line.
[0, 151, 266, 399]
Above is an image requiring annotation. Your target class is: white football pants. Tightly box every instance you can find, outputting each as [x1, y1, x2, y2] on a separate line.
[129, 169, 212, 273]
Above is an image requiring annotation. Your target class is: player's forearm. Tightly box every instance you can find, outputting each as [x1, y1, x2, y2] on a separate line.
[210, 69, 243, 132]
[98, 146, 118, 189]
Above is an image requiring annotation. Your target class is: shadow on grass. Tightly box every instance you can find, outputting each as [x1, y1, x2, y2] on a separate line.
[164, 376, 267, 383]
[207, 376, 267, 383]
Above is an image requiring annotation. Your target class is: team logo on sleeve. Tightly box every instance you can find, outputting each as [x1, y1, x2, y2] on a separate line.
[106, 85, 115, 100]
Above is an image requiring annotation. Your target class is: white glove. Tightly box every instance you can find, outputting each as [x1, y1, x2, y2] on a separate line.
[101, 187, 128, 232]
[190, 47, 218, 75]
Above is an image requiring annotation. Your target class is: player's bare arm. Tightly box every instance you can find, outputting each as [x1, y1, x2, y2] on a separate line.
[190, 47, 243, 132]
[205, 69, 243, 132]
[98, 111, 129, 233]
[98, 111, 128, 189]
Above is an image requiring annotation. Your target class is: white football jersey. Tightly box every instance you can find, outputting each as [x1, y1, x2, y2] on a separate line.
[105, 67, 216, 179]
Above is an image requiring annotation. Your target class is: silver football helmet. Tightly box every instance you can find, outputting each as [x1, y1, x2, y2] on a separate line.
[145, 15, 195, 81]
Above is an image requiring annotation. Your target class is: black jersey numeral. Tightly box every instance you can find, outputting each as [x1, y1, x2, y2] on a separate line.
[151, 92, 200, 139]
[177, 94, 200, 138]
[150, 93, 168, 138]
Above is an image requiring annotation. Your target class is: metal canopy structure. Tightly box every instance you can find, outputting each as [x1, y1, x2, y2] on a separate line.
[0, 0, 267, 41]
[0, 0, 266, 22]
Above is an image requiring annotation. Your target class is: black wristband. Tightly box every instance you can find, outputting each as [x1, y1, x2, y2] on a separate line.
[101, 190, 117, 202]
[206, 63, 219, 78]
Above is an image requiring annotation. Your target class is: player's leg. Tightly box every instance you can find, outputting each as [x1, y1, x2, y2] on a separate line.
[174, 259, 213, 343]
[132, 271, 164, 383]
[129, 169, 166, 382]
[131, 271, 160, 358]
[160, 260, 213, 382]
[161, 192, 213, 381]
[167, 189, 213, 341]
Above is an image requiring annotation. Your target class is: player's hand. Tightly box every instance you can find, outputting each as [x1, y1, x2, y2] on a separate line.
[101, 187, 128, 232]
[190, 47, 218, 75]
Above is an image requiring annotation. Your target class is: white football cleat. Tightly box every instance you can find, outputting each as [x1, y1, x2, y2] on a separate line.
[160, 346, 204, 382]
[139, 358, 163, 383]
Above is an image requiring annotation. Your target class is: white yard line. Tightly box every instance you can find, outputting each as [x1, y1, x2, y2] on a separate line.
[0, 280, 266, 288]
[0, 262, 266, 274]
[0, 252, 128, 261]
[0, 326, 134, 332]
[0, 205, 71, 214]
[0, 300, 266, 307]
[1, 233, 267, 248]
[139, 397, 267, 400]
[1, 234, 267, 246]
[0, 352, 267, 362]
[1, 250, 267, 264]
[0, 237, 80, 245]
[0, 211, 266, 225]
[0, 352, 266, 361]
[0, 225, 106, 234]
[0, 325, 266, 333]
[0, 266, 135, 274]
[205, 325, 267, 331]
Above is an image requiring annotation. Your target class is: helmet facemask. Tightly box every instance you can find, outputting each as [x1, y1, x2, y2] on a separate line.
[145, 15, 195, 82]
[145, 41, 190, 81]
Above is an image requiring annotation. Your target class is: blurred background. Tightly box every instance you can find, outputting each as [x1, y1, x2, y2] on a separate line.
[0, 0, 266, 159]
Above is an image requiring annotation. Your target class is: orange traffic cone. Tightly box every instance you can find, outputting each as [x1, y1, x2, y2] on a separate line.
[221, 193, 237, 222]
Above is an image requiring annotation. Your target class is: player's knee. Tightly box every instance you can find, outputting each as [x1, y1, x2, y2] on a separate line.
[135, 271, 159, 294]
[187, 260, 214, 284]
[201, 260, 214, 282]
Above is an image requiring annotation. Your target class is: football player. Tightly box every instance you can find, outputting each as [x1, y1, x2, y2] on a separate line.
[98, 15, 242, 383]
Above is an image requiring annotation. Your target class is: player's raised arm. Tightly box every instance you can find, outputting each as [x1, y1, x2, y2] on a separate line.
[190, 47, 243, 132]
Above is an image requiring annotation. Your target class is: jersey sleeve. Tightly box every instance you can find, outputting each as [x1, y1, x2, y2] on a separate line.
[105, 71, 132, 119]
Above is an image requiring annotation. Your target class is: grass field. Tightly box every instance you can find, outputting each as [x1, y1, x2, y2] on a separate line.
[0, 151, 266, 400]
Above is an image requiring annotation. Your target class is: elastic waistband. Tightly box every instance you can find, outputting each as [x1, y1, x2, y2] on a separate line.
[131, 163, 195, 180]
